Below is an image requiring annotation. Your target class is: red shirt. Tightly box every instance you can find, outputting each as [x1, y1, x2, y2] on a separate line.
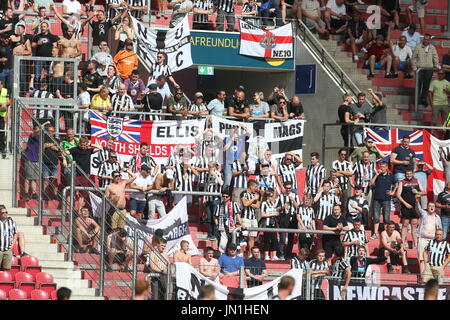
[367, 44, 388, 61]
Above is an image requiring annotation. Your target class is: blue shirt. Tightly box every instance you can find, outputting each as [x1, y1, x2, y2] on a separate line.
[402, 30, 422, 50]
[207, 98, 225, 117]
[392, 146, 416, 173]
[224, 134, 249, 164]
[373, 172, 396, 201]
[218, 254, 244, 273]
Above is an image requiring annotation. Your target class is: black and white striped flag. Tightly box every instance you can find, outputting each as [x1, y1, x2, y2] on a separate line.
[263, 120, 304, 161]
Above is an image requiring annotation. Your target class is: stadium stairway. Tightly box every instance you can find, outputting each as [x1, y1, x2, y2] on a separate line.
[0, 158, 103, 300]
[317, 0, 449, 126]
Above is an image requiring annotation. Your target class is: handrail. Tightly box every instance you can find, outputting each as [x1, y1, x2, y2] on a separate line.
[296, 20, 374, 108]
[413, 67, 440, 119]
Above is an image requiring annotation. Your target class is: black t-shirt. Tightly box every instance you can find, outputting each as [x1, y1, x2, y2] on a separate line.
[288, 103, 304, 117]
[338, 104, 352, 125]
[90, 20, 112, 45]
[0, 16, 19, 38]
[44, 135, 60, 166]
[347, 19, 367, 39]
[323, 214, 347, 242]
[391, 146, 416, 173]
[142, 92, 163, 112]
[33, 32, 60, 57]
[437, 191, 450, 217]
[58, 81, 75, 99]
[244, 258, 266, 287]
[0, 43, 13, 71]
[371, 104, 387, 124]
[83, 71, 104, 94]
[225, 95, 249, 112]
[69, 147, 95, 176]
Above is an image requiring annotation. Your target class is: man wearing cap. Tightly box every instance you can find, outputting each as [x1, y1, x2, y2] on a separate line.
[149, 169, 175, 219]
[141, 83, 163, 120]
[113, 39, 138, 80]
[167, 88, 189, 118]
[189, 92, 209, 117]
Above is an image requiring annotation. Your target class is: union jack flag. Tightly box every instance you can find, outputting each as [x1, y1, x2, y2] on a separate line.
[90, 111, 142, 144]
[364, 128, 425, 162]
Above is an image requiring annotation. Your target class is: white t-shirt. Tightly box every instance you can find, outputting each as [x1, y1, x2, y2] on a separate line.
[392, 45, 413, 62]
[131, 173, 153, 201]
[156, 83, 172, 103]
[62, 0, 82, 14]
[326, 0, 346, 19]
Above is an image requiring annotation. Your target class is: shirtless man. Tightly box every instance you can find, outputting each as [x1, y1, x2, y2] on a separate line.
[74, 207, 100, 254]
[105, 169, 136, 231]
[51, 46, 64, 78]
[148, 169, 175, 219]
[57, 27, 81, 58]
[379, 221, 410, 274]
[173, 240, 192, 264]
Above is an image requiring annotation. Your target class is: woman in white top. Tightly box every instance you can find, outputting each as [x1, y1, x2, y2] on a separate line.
[260, 191, 280, 261]
[114, 15, 135, 52]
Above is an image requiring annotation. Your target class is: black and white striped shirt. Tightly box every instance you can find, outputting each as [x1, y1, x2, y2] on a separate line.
[306, 164, 326, 196]
[277, 162, 298, 189]
[151, 64, 172, 81]
[331, 258, 350, 279]
[105, 0, 124, 21]
[97, 148, 114, 163]
[332, 159, 352, 191]
[106, 76, 123, 95]
[343, 229, 368, 259]
[189, 102, 208, 113]
[241, 3, 259, 27]
[111, 93, 134, 117]
[193, 0, 214, 24]
[261, 200, 278, 227]
[128, 0, 147, 20]
[255, 174, 277, 192]
[310, 259, 329, 288]
[129, 154, 157, 173]
[192, 156, 209, 184]
[297, 206, 315, 230]
[0, 217, 16, 251]
[216, 0, 234, 13]
[32, 90, 55, 119]
[291, 257, 308, 271]
[240, 190, 257, 220]
[215, 200, 240, 232]
[315, 192, 340, 221]
[425, 239, 450, 267]
[231, 161, 248, 189]
[277, 192, 300, 221]
[205, 170, 222, 201]
[98, 161, 122, 187]
[352, 160, 376, 192]
[346, 195, 369, 218]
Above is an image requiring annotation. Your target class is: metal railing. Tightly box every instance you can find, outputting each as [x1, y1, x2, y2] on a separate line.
[413, 67, 440, 120]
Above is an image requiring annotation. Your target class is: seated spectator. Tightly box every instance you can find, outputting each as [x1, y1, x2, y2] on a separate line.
[324, 0, 348, 35]
[188, 92, 209, 117]
[288, 95, 305, 119]
[167, 88, 189, 117]
[192, 0, 214, 30]
[149, 169, 175, 219]
[401, 24, 422, 51]
[110, 83, 135, 117]
[368, 88, 387, 125]
[56, 287, 72, 300]
[199, 247, 221, 283]
[244, 247, 268, 287]
[365, 35, 394, 79]
[147, 237, 169, 300]
[281, 0, 302, 25]
[91, 41, 113, 78]
[260, 0, 282, 27]
[271, 98, 289, 121]
[106, 228, 134, 272]
[422, 229, 450, 284]
[301, 0, 329, 39]
[391, 36, 413, 79]
[74, 207, 100, 253]
[173, 240, 192, 264]
[168, 0, 193, 28]
[91, 87, 112, 113]
[114, 16, 135, 53]
[379, 221, 410, 273]
[323, 204, 348, 262]
[379, 0, 400, 30]
[218, 243, 244, 286]
[349, 245, 388, 279]
[241, 0, 260, 27]
[346, 11, 368, 62]
[129, 165, 153, 220]
[406, 0, 426, 35]
[113, 39, 138, 80]
[0, 206, 17, 270]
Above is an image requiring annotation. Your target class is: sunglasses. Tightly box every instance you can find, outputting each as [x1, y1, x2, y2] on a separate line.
[0, 211, 7, 214]
[223, 195, 230, 198]
[340, 153, 347, 156]
[279, 101, 287, 104]
[113, 175, 120, 178]
[367, 141, 374, 144]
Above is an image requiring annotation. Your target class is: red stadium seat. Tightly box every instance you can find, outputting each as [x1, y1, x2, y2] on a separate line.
[0, 289, 6, 299]
[30, 289, 49, 300]
[15, 272, 36, 298]
[11, 256, 19, 265]
[15, 272, 35, 283]
[24, 266, 42, 278]
[36, 272, 57, 295]
[8, 289, 28, 300]
[12, 242, 20, 256]
[10, 265, 21, 279]
[50, 290, 57, 300]
[0, 271, 14, 296]
[20, 255, 39, 271]
[0, 271, 12, 282]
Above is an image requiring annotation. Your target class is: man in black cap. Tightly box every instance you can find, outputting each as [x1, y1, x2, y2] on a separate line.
[167, 88, 189, 118]
[141, 83, 164, 120]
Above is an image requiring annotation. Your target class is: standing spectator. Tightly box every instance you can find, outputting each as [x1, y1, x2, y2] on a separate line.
[309, 249, 330, 299]
[270, 98, 289, 121]
[133, 280, 150, 300]
[0, 207, 16, 271]
[276, 152, 302, 194]
[173, 240, 192, 264]
[288, 96, 305, 120]
[124, 69, 146, 107]
[168, 0, 193, 28]
[277, 182, 301, 259]
[0, 8, 25, 38]
[346, 186, 369, 227]
[218, 243, 244, 286]
[204, 162, 223, 240]
[256, 163, 278, 193]
[244, 247, 268, 287]
[91, 87, 112, 113]
[90, 10, 121, 56]
[32, 22, 59, 88]
[391, 36, 413, 79]
[215, 0, 236, 32]
[141, 84, 163, 120]
[0, 79, 8, 157]
[366, 35, 394, 79]
[416, 202, 442, 275]
[239, 180, 260, 256]
[330, 246, 351, 298]
[290, 248, 310, 271]
[323, 204, 349, 262]
[215, 189, 240, 253]
[30, 82, 55, 124]
[346, 11, 368, 62]
[249, 92, 270, 134]
[422, 229, 450, 284]
[349, 246, 387, 279]
[406, 0, 427, 35]
[149, 169, 175, 219]
[192, 0, 214, 30]
[338, 93, 357, 147]
[342, 219, 368, 259]
[411, 34, 440, 106]
[147, 237, 169, 300]
[297, 194, 316, 251]
[60, 128, 79, 185]
[98, 151, 122, 188]
[56, 287, 72, 300]
[442, 48, 450, 82]
[268, 85, 288, 107]
[305, 152, 326, 197]
[199, 247, 221, 283]
[91, 41, 113, 78]
[42, 126, 60, 201]
[324, 0, 348, 35]
[167, 88, 189, 117]
[77, 83, 91, 133]
[350, 93, 371, 146]
[83, 60, 104, 97]
[105, 65, 123, 96]
[97, 136, 116, 163]
[129, 165, 153, 220]
[332, 148, 353, 205]
[113, 39, 138, 80]
[114, 15, 135, 52]
[148, 52, 180, 89]
[390, 135, 418, 182]
[105, 0, 126, 21]
[128, 142, 159, 176]
[369, 161, 397, 240]
[402, 24, 422, 51]
[74, 207, 100, 253]
[127, 0, 149, 21]
[260, 191, 280, 261]
[428, 70, 450, 128]
[301, 0, 329, 39]
[350, 137, 384, 163]
[351, 151, 376, 209]
[396, 169, 425, 248]
[62, 0, 82, 15]
[110, 83, 135, 117]
[379, 221, 410, 273]
[241, 0, 260, 28]
[368, 88, 387, 125]
[207, 90, 226, 117]
[414, 160, 434, 207]
[436, 181, 450, 240]
[23, 124, 41, 201]
[30, 6, 51, 35]
[0, 36, 12, 92]
[438, 148, 450, 184]
[188, 92, 209, 117]
[226, 88, 250, 120]
[231, 152, 249, 203]
[223, 125, 252, 188]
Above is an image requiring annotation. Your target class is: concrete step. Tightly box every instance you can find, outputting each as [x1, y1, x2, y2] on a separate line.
[25, 250, 66, 261]
[25, 243, 59, 251]
[8, 207, 28, 215]
[42, 267, 82, 279]
[54, 277, 93, 289]
[39, 260, 75, 269]
[16, 225, 44, 235]
[10, 215, 37, 226]
[71, 295, 104, 300]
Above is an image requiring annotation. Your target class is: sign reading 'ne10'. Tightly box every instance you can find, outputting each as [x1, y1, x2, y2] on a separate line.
[190, 31, 295, 71]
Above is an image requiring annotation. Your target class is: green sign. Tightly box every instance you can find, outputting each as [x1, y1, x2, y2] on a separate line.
[198, 65, 214, 75]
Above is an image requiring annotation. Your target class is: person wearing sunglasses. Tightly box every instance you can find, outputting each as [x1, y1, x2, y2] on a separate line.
[270, 98, 289, 122]
[350, 136, 384, 163]
[214, 188, 241, 253]
[428, 70, 450, 130]
[332, 148, 353, 206]
[98, 150, 122, 188]
[167, 88, 189, 118]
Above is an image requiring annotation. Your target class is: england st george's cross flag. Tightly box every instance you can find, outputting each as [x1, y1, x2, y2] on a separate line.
[239, 20, 294, 59]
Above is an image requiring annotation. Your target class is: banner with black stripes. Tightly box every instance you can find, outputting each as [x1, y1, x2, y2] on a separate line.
[131, 15, 193, 73]
[262, 120, 305, 161]
[174, 262, 303, 300]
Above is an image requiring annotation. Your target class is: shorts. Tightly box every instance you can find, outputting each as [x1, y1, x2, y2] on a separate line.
[24, 160, 39, 180]
[401, 205, 419, 220]
[323, 239, 343, 259]
[398, 61, 409, 71]
[241, 218, 258, 238]
[112, 209, 128, 230]
[330, 19, 347, 30]
[80, 230, 99, 244]
[43, 163, 58, 179]
[346, 35, 365, 45]
[382, 0, 399, 13]
[408, 0, 426, 18]
[422, 264, 444, 284]
[0, 249, 13, 270]
[129, 198, 146, 213]
[303, 17, 326, 29]
[417, 237, 432, 261]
